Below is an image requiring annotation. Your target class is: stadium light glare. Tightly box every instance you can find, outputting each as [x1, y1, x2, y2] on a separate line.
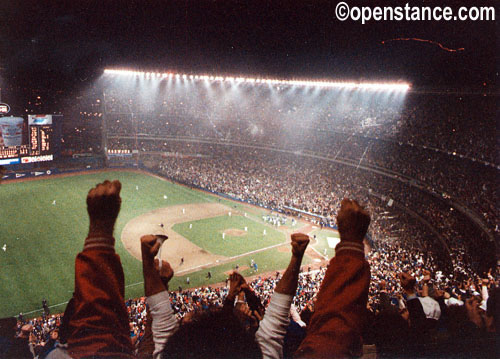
[103, 68, 410, 91]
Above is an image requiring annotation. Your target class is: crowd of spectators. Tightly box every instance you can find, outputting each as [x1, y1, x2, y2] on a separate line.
[122, 141, 491, 272]
[14, 228, 498, 358]
[98, 84, 498, 268]
[6, 179, 496, 358]
[35, 81, 496, 253]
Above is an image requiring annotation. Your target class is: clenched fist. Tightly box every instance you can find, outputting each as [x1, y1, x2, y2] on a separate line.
[291, 233, 310, 258]
[154, 259, 174, 289]
[336, 199, 370, 242]
[86, 180, 122, 238]
[87, 180, 122, 226]
[141, 235, 163, 264]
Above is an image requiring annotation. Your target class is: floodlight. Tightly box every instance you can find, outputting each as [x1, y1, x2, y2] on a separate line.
[103, 68, 410, 91]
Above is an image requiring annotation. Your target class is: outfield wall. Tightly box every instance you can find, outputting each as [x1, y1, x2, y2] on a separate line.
[1, 162, 135, 181]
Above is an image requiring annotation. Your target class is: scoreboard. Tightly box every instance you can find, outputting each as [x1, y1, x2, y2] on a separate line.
[0, 115, 55, 165]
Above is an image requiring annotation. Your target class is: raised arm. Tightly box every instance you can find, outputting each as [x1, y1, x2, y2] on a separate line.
[140, 235, 179, 359]
[421, 269, 431, 297]
[295, 199, 371, 359]
[275, 233, 310, 295]
[66, 180, 134, 359]
[255, 233, 309, 359]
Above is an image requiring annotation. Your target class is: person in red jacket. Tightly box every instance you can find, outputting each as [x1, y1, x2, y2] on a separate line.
[62, 180, 134, 359]
[295, 198, 371, 359]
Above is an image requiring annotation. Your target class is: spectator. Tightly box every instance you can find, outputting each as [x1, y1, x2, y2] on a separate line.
[139, 232, 309, 359]
[49, 180, 134, 358]
[296, 199, 371, 358]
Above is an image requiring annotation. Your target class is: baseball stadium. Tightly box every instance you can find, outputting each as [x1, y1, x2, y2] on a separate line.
[1, 169, 333, 317]
[0, 2, 497, 358]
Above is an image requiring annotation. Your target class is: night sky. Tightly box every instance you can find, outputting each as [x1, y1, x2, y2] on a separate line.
[0, 0, 497, 93]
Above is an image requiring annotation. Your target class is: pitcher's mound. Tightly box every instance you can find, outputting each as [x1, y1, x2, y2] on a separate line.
[222, 229, 247, 237]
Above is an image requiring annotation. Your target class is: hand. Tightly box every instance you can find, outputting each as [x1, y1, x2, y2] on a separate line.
[240, 282, 252, 294]
[141, 235, 170, 296]
[154, 259, 174, 288]
[423, 269, 431, 282]
[291, 233, 310, 258]
[154, 259, 174, 280]
[400, 308, 410, 322]
[29, 332, 37, 343]
[87, 180, 122, 237]
[227, 272, 246, 300]
[141, 235, 162, 265]
[434, 289, 445, 298]
[234, 302, 262, 332]
[336, 198, 370, 242]
[399, 272, 416, 292]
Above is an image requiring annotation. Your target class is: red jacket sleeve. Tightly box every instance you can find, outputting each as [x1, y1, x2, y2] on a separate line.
[295, 241, 370, 359]
[66, 239, 134, 359]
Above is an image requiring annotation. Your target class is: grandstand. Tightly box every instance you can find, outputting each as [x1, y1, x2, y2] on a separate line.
[99, 71, 497, 273]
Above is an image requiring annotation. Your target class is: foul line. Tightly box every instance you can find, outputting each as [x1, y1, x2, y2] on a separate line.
[127, 241, 288, 289]
[22, 301, 70, 316]
[308, 245, 329, 261]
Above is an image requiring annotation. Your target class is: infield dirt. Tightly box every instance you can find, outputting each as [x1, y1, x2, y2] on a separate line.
[121, 202, 232, 272]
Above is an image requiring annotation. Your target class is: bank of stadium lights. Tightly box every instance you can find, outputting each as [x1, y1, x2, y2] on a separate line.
[103, 69, 410, 91]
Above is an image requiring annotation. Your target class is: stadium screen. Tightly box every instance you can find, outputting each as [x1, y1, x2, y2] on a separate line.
[0, 115, 55, 165]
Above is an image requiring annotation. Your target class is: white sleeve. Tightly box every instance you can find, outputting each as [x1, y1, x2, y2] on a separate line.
[255, 292, 293, 359]
[147, 291, 179, 359]
[289, 304, 306, 327]
[480, 285, 489, 311]
[481, 285, 489, 302]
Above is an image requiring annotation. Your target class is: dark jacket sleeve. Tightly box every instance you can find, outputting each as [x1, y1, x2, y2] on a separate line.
[66, 239, 134, 359]
[295, 241, 370, 359]
[405, 296, 428, 345]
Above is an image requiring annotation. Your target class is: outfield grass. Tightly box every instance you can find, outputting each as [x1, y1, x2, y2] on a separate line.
[0, 170, 310, 318]
[0, 171, 203, 317]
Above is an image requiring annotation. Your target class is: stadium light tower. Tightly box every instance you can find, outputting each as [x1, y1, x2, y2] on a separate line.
[103, 69, 411, 92]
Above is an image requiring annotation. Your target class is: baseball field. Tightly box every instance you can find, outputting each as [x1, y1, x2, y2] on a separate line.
[0, 170, 335, 318]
